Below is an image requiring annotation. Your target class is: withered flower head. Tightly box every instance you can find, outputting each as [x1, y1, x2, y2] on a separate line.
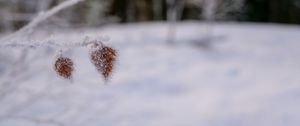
[101, 46, 117, 80]
[54, 57, 74, 79]
[89, 43, 117, 81]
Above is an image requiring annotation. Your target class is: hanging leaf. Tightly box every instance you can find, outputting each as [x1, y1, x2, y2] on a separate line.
[54, 57, 74, 79]
[89, 43, 116, 81]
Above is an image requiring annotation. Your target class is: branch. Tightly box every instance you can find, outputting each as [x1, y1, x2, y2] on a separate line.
[1, 0, 86, 42]
[0, 36, 106, 49]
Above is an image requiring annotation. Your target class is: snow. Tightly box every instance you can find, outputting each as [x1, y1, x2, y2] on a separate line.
[1, 22, 300, 126]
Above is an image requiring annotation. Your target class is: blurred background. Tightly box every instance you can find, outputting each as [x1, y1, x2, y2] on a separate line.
[1, 0, 300, 126]
[1, 0, 300, 32]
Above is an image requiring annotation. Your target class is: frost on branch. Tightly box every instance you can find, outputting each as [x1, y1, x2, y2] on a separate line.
[0, 0, 118, 82]
[0, 36, 118, 82]
[89, 42, 117, 81]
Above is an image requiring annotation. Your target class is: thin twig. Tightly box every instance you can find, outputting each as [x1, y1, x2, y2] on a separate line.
[1, 0, 86, 42]
[0, 37, 104, 49]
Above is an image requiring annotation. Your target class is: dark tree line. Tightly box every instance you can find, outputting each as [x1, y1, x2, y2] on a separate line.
[109, 0, 300, 24]
[1, 0, 300, 32]
[245, 0, 300, 24]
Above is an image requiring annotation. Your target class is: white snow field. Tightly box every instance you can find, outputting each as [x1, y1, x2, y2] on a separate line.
[0, 22, 300, 126]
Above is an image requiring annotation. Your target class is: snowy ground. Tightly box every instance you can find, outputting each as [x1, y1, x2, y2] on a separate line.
[1, 22, 300, 126]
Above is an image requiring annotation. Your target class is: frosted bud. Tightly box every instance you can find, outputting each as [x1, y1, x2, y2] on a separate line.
[54, 56, 74, 79]
[89, 42, 116, 81]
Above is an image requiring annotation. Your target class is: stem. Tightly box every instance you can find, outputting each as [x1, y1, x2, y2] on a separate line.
[0, 38, 103, 49]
